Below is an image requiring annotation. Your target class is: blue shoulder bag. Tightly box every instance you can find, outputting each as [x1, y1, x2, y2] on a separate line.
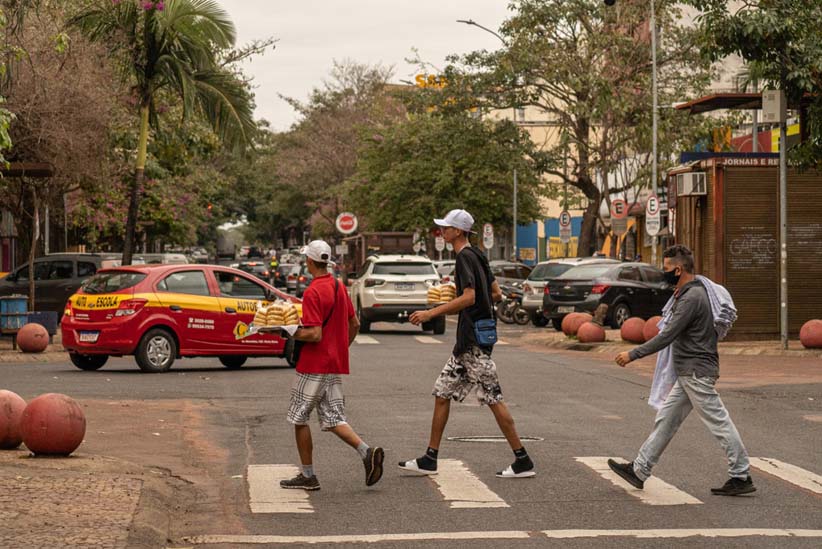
[469, 249, 498, 347]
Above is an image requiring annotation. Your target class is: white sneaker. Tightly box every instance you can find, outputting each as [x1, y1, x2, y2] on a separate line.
[496, 465, 536, 478]
[398, 459, 438, 475]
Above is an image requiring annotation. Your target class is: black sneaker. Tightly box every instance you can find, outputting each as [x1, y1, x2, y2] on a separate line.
[608, 459, 644, 489]
[279, 473, 320, 491]
[364, 447, 385, 486]
[711, 476, 756, 496]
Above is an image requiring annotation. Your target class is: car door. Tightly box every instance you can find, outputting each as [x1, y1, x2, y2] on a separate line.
[154, 269, 219, 353]
[615, 266, 648, 316]
[212, 269, 280, 353]
[35, 259, 77, 314]
[640, 266, 673, 315]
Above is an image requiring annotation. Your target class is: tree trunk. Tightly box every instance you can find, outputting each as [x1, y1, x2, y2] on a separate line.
[28, 183, 39, 311]
[123, 104, 150, 266]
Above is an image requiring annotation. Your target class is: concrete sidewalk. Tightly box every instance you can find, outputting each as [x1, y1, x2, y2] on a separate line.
[520, 327, 822, 359]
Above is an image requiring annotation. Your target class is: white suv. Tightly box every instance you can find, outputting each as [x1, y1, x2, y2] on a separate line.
[348, 254, 445, 334]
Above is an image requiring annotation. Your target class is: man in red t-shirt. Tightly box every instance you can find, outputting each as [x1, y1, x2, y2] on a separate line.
[280, 240, 384, 491]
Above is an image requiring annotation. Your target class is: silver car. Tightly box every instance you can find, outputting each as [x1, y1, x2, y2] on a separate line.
[522, 257, 619, 328]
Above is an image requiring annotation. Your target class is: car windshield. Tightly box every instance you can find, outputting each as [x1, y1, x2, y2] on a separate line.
[82, 271, 147, 294]
[557, 264, 615, 280]
[529, 263, 575, 281]
[278, 265, 300, 275]
[241, 265, 268, 274]
[372, 262, 436, 276]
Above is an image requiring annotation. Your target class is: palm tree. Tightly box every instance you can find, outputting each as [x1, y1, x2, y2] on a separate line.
[70, 0, 256, 263]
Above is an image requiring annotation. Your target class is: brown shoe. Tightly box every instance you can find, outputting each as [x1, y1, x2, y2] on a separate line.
[364, 447, 385, 486]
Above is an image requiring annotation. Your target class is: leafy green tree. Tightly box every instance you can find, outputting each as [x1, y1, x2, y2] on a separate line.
[425, 0, 714, 256]
[687, 0, 822, 168]
[70, 0, 258, 263]
[348, 112, 546, 235]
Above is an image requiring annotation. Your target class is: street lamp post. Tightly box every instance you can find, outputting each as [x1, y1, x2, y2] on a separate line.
[457, 18, 518, 260]
[650, 0, 659, 267]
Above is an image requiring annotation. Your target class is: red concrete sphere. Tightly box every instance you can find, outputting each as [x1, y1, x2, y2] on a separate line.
[562, 313, 593, 337]
[0, 390, 27, 450]
[577, 321, 606, 343]
[20, 393, 86, 456]
[800, 319, 822, 349]
[643, 316, 663, 342]
[621, 317, 647, 344]
[17, 323, 49, 353]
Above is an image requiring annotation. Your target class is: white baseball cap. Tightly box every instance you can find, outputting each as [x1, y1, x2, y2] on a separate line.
[434, 209, 475, 233]
[300, 240, 336, 265]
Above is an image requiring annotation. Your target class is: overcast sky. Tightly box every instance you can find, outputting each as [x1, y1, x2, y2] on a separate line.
[221, 0, 512, 131]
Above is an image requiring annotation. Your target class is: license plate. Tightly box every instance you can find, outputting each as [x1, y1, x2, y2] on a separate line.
[78, 331, 99, 343]
[557, 306, 575, 314]
[394, 283, 415, 291]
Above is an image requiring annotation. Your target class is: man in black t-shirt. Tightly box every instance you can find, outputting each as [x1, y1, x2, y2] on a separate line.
[400, 209, 536, 479]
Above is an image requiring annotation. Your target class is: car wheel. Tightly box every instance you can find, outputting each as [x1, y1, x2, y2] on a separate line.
[531, 312, 549, 327]
[551, 318, 563, 331]
[610, 302, 631, 329]
[135, 328, 177, 373]
[432, 316, 446, 335]
[69, 353, 108, 371]
[357, 301, 371, 334]
[219, 356, 247, 369]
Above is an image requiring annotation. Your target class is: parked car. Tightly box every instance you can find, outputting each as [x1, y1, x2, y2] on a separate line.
[61, 264, 298, 373]
[188, 247, 210, 264]
[0, 253, 138, 318]
[489, 260, 532, 286]
[522, 258, 619, 327]
[237, 261, 270, 282]
[347, 254, 443, 334]
[542, 262, 673, 329]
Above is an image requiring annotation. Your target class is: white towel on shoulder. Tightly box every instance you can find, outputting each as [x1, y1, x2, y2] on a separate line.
[647, 276, 737, 410]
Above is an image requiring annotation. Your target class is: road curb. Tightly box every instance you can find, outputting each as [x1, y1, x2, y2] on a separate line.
[524, 336, 822, 359]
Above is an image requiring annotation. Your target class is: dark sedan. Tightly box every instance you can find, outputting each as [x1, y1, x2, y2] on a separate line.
[272, 264, 299, 289]
[237, 261, 271, 282]
[542, 262, 673, 329]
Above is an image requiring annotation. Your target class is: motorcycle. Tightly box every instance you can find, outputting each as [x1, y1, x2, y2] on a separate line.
[495, 283, 530, 325]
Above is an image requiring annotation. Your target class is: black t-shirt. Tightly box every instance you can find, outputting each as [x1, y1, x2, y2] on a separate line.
[453, 246, 496, 357]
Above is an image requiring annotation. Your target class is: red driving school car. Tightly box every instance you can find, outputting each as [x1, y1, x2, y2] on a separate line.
[61, 264, 300, 373]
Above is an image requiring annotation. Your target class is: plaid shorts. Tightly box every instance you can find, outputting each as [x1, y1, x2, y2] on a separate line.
[432, 346, 504, 406]
[286, 373, 348, 430]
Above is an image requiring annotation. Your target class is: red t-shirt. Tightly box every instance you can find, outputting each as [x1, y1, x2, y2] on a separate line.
[297, 274, 355, 375]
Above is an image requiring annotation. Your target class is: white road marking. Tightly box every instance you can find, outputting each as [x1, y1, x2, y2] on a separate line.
[430, 459, 508, 508]
[247, 465, 313, 513]
[750, 457, 822, 494]
[496, 340, 509, 345]
[414, 336, 442, 344]
[185, 529, 822, 545]
[354, 335, 379, 344]
[575, 457, 702, 506]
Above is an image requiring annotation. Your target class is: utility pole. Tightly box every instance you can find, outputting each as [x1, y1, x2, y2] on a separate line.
[513, 169, 518, 260]
[779, 109, 788, 350]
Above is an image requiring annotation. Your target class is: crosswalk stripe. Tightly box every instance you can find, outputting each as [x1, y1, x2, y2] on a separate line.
[431, 459, 509, 508]
[750, 457, 822, 494]
[496, 340, 509, 345]
[186, 529, 822, 545]
[575, 457, 702, 506]
[414, 336, 443, 344]
[354, 335, 379, 344]
[247, 465, 314, 513]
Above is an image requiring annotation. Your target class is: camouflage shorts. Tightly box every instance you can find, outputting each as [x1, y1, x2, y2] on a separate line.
[432, 346, 504, 406]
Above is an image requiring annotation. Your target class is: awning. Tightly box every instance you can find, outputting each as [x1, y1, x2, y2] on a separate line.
[675, 92, 810, 115]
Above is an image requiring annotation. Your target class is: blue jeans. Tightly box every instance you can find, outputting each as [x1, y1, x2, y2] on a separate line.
[634, 374, 750, 481]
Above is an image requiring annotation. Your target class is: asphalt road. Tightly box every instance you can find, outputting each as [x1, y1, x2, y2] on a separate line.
[3, 319, 822, 548]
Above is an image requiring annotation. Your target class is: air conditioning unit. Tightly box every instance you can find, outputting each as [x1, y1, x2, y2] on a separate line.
[676, 172, 707, 196]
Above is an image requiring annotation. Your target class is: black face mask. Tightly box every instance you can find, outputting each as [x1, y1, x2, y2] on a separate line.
[663, 268, 681, 286]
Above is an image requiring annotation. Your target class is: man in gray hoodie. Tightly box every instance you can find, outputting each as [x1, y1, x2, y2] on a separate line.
[610, 245, 755, 496]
